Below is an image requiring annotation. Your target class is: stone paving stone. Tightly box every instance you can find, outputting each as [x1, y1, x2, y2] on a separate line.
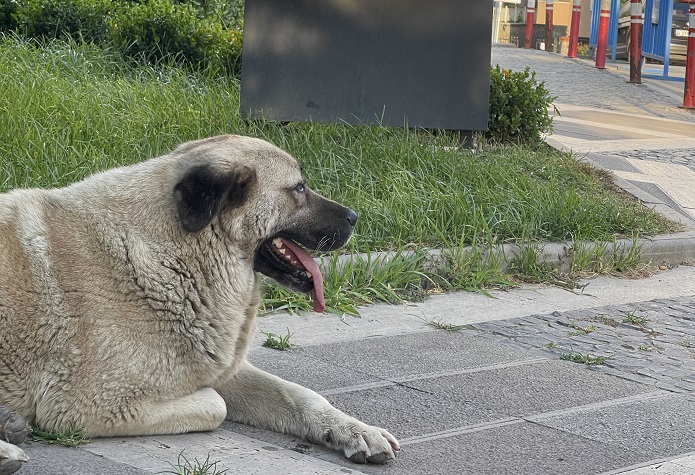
[474, 296, 695, 393]
[327, 422, 648, 475]
[247, 347, 384, 392]
[295, 331, 545, 380]
[20, 443, 148, 475]
[324, 360, 651, 440]
[534, 394, 695, 458]
[326, 384, 503, 440]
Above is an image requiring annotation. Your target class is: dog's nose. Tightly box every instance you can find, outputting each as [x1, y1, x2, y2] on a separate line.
[346, 209, 358, 227]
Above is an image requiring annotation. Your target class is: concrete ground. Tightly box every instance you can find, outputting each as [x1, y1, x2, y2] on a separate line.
[11, 47, 695, 474]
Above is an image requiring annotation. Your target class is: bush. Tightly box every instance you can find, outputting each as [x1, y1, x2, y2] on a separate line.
[110, 0, 241, 74]
[0, 0, 19, 31]
[11, 0, 114, 43]
[1, 0, 243, 75]
[487, 65, 557, 145]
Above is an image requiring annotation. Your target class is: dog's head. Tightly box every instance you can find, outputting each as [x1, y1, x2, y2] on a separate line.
[171, 135, 357, 312]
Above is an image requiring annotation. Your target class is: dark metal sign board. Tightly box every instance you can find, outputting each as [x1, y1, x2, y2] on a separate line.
[241, 0, 492, 131]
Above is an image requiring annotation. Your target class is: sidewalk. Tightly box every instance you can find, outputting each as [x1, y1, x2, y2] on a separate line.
[15, 47, 695, 475]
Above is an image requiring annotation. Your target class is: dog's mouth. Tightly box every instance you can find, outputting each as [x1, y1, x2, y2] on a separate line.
[254, 237, 325, 313]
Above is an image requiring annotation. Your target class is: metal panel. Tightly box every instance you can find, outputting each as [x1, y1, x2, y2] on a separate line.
[240, 0, 492, 131]
[642, 0, 674, 62]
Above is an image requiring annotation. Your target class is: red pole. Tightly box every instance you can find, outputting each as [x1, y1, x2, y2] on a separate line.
[595, 0, 610, 68]
[545, 0, 554, 51]
[683, 2, 695, 108]
[568, 0, 582, 58]
[628, 0, 643, 83]
[525, 0, 536, 49]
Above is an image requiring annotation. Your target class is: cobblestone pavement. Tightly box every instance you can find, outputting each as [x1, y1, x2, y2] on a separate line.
[475, 295, 695, 393]
[608, 149, 695, 171]
[490, 46, 695, 123]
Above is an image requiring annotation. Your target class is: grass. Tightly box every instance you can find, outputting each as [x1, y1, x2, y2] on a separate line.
[560, 353, 608, 365]
[161, 452, 227, 475]
[622, 311, 650, 326]
[0, 35, 679, 313]
[261, 329, 295, 351]
[30, 427, 89, 447]
[426, 319, 468, 332]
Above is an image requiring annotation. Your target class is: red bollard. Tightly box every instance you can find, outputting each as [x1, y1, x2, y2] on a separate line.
[595, 0, 611, 69]
[683, 2, 695, 108]
[568, 0, 582, 58]
[628, 0, 643, 83]
[525, 0, 536, 49]
[545, 0, 554, 51]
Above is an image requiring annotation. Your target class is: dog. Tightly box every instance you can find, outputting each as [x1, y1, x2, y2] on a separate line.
[0, 135, 399, 470]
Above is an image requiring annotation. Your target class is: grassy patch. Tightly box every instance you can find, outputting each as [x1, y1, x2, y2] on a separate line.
[0, 36, 679, 313]
[30, 427, 89, 447]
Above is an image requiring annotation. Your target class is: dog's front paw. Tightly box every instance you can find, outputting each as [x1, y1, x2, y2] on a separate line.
[321, 419, 399, 464]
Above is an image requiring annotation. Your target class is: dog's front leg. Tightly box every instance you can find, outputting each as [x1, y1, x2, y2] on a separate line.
[216, 360, 399, 464]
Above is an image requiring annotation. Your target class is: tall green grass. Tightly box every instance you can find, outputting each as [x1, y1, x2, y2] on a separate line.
[0, 36, 677, 310]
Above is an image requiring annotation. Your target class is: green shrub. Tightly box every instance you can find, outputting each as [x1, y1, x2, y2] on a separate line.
[12, 0, 113, 43]
[2, 0, 243, 75]
[110, 0, 241, 74]
[487, 65, 557, 145]
[0, 0, 19, 31]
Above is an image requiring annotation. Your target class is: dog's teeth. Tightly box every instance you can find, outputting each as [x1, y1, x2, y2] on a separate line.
[273, 238, 283, 248]
[278, 248, 286, 255]
[305, 271, 312, 278]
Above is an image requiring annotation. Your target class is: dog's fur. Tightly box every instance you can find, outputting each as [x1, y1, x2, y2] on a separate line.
[0, 135, 398, 466]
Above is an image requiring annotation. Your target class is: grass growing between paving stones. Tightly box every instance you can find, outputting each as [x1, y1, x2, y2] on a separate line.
[0, 36, 679, 314]
[30, 427, 89, 447]
[560, 353, 608, 365]
[163, 452, 227, 475]
[622, 311, 650, 326]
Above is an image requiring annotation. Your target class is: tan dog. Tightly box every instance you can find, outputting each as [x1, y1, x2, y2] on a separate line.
[0, 135, 399, 468]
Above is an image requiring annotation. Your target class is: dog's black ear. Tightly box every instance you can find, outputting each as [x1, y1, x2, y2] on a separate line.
[174, 165, 256, 233]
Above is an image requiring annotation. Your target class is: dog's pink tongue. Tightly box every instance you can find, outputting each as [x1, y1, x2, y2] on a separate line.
[280, 238, 325, 313]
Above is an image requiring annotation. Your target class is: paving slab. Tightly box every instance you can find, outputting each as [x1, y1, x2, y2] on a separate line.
[17, 443, 147, 475]
[533, 393, 695, 458]
[328, 422, 649, 475]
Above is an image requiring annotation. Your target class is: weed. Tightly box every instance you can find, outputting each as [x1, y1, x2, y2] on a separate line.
[622, 311, 649, 326]
[261, 329, 295, 351]
[638, 345, 653, 351]
[161, 452, 227, 475]
[591, 315, 620, 327]
[546, 341, 559, 349]
[680, 338, 692, 348]
[508, 240, 553, 284]
[560, 353, 607, 365]
[427, 319, 467, 332]
[566, 323, 597, 337]
[30, 427, 89, 447]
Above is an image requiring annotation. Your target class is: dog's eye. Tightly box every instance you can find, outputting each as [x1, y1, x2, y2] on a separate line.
[295, 183, 305, 193]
